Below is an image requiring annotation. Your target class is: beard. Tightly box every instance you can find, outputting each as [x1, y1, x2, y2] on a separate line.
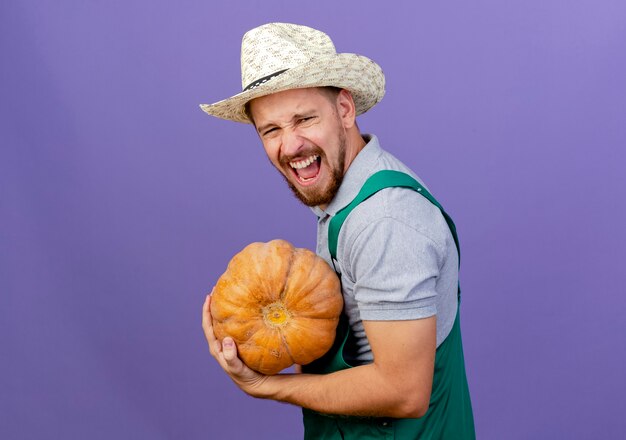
[276, 130, 346, 207]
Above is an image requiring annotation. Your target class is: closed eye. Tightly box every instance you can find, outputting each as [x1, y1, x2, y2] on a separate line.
[262, 127, 279, 137]
[298, 116, 316, 125]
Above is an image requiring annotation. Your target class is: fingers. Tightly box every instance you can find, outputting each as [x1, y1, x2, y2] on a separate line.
[202, 290, 238, 369]
[202, 294, 210, 329]
[202, 292, 219, 357]
[221, 337, 243, 369]
[202, 294, 212, 337]
[203, 287, 238, 368]
[201, 292, 267, 395]
[202, 288, 215, 326]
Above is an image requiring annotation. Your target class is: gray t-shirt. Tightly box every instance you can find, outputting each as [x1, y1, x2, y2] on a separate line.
[311, 135, 459, 365]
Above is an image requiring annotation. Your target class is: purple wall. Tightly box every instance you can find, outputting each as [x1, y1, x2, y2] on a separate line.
[2, 1, 625, 438]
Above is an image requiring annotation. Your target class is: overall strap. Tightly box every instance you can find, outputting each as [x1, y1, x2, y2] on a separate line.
[305, 170, 475, 439]
[328, 170, 460, 265]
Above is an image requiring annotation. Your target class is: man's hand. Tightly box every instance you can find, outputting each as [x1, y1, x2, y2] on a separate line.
[202, 290, 435, 418]
[202, 292, 269, 396]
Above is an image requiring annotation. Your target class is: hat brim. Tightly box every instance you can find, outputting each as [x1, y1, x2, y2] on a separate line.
[199, 53, 385, 124]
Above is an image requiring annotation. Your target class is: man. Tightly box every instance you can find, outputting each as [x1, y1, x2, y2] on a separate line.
[200, 23, 475, 439]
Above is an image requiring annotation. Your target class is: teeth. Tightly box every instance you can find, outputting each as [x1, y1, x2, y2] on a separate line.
[290, 154, 318, 170]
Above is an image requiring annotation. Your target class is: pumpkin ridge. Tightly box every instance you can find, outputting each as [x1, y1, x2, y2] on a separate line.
[278, 243, 297, 303]
[214, 277, 255, 309]
[283, 248, 313, 308]
[283, 253, 334, 317]
[278, 327, 296, 366]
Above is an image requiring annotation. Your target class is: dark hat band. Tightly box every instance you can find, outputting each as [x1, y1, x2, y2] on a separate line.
[243, 68, 289, 92]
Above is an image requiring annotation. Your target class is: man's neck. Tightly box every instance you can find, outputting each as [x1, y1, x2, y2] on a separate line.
[318, 133, 368, 211]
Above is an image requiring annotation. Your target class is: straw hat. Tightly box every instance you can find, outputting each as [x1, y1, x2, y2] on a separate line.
[199, 22, 385, 124]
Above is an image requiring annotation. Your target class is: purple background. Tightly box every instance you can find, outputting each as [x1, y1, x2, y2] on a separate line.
[2, 1, 625, 438]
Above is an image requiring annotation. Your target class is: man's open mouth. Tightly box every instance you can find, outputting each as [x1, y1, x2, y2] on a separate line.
[289, 154, 321, 184]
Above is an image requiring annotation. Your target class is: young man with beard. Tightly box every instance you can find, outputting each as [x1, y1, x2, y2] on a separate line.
[200, 23, 475, 439]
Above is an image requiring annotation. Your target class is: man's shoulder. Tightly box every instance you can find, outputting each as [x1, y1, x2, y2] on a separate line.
[343, 184, 449, 245]
[345, 146, 444, 236]
[336, 138, 453, 253]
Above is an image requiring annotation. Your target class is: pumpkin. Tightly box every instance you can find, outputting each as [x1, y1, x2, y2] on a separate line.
[210, 239, 343, 375]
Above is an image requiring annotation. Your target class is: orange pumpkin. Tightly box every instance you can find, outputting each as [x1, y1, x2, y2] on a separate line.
[210, 239, 343, 375]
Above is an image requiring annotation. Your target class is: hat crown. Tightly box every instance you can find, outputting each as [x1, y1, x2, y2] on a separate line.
[240, 23, 337, 90]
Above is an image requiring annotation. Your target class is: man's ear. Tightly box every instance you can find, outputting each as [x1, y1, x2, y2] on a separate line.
[336, 89, 357, 129]
[244, 101, 257, 128]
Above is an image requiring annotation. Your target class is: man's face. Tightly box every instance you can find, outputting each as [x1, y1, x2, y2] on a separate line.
[248, 88, 347, 207]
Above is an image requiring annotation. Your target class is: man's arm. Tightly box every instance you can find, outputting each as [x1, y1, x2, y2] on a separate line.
[202, 294, 436, 418]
